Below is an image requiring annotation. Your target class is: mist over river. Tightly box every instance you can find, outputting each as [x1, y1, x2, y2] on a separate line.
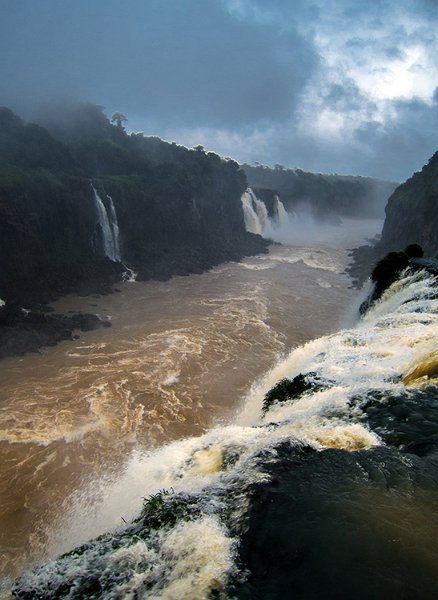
[0, 219, 381, 585]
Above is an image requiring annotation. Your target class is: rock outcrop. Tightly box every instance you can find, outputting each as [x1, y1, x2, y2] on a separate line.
[347, 151, 438, 285]
[379, 151, 438, 257]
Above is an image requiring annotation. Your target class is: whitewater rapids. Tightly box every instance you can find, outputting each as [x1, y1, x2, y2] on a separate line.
[9, 263, 438, 599]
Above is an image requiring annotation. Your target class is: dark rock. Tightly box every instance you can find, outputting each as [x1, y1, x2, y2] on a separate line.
[262, 372, 327, 414]
[231, 442, 438, 599]
[405, 243, 424, 258]
[251, 188, 279, 218]
[370, 251, 410, 297]
[0, 105, 269, 358]
[352, 385, 438, 458]
[0, 306, 111, 359]
[379, 151, 438, 257]
[347, 151, 438, 286]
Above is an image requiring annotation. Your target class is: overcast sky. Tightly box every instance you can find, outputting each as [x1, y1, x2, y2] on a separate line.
[1, 0, 437, 181]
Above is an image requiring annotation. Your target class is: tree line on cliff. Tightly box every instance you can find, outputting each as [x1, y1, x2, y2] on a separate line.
[0, 103, 267, 305]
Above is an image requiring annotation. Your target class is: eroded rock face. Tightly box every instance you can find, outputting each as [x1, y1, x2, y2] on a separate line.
[0, 106, 268, 308]
[380, 151, 438, 257]
[347, 151, 438, 286]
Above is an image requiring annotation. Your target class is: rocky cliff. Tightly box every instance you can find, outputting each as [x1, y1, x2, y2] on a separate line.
[379, 151, 438, 256]
[348, 150, 438, 285]
[0, 104, 269, 357]
[0, 105, 267, 307]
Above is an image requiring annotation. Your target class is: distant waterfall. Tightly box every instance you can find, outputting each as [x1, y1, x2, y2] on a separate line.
[241, 189, 263, 235]
[241, 188, 290, 237]
[92, 186, 122, 262]
[251, 191, 271, 232]
[275, 195, 289, 228]
[106, 194, 121, 260]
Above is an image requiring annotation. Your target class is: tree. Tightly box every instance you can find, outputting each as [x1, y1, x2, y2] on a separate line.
[111, 112, 128, 129]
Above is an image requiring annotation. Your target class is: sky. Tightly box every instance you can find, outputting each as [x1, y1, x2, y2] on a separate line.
[0, 0, 437, 181]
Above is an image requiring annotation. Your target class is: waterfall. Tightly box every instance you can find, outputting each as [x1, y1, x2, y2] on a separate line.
[92, 185, 122, 262]
[241, 188, 290, 238]
[241, 189, 263, 235]
[106, 193, 121, 261]
[250, 190, 271, 232]
[275, 195, 289, 228]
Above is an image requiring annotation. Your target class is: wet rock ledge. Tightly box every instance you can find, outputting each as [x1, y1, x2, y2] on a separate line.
[0, 304, 111, 360]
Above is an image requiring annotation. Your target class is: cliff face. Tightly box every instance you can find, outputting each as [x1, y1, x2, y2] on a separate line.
[379, 151, 438, 256]
[244, 164, 397, 221]
[347, 150, 438, 286]
[0, 174, 124, 303]
[98, 154, 262, 282]
[0, 105, 267, 305]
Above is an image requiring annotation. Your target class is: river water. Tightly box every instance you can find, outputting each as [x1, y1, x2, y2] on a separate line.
[0, 220, 380, 585]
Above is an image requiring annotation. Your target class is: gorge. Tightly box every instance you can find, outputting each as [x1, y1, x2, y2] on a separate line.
[0, 103, 396, 311]
[0, 103, 437, 599]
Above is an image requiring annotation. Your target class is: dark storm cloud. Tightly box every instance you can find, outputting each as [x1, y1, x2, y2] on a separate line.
[323, 81, 374, 113]
[354, 97, 438, 179]
[0, 0, 317, 128]
[0, 0, 437, 180]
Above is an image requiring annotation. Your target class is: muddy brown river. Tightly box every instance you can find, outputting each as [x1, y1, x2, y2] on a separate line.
[0, 221, 379, 583]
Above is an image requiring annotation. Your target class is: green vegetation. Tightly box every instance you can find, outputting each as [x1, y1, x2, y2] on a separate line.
[141, 489, 199, 530]
[405, 244, 424, 258]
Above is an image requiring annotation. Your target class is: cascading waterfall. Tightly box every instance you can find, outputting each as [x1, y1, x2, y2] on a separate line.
[106, 193, 122, 260]
[251, 191, 271, 232]
[241, 187, 290, 237]
[13, 266, 438, 599]
[92, 185, 122, 262]
[240, 189, 263, 235]
[275, 194, 289, 228]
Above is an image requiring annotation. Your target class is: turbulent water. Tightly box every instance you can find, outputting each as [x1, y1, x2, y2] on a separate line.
[3, 218, 437, 598]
